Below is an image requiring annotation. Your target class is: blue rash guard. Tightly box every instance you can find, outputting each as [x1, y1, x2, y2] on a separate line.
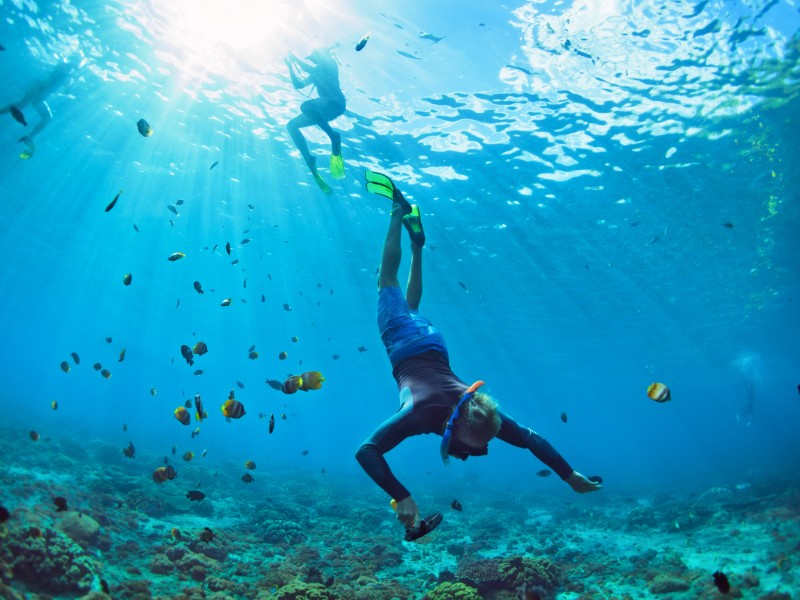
[355, 287, 574, 501]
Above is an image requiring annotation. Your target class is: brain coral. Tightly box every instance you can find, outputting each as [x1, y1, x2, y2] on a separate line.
[255, 519, 305, 545]
[275, 580, 339, 600]
[497, 555, 560, 590]
[425, 581, 482, 600]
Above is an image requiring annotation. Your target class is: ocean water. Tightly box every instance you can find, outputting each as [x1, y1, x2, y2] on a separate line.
[1, 1, 799, 599]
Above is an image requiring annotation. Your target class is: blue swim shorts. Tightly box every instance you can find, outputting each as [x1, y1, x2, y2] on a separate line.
[377, 286, 448, 367]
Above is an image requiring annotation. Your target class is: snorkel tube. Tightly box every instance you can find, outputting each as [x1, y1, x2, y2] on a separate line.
[440, 380, 485, 464]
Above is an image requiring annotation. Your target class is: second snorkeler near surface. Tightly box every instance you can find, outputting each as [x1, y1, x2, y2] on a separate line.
[1, 57, 78, 159]
[284, 48, 346, 194]
[356, 170, 602, 539]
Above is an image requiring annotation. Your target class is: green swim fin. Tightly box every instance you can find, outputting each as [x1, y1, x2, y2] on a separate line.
[18, 136, 35, 159]
[403, 204, 425, 247]
[314, 172, 333, 194]
[364, 170, 411, 213]
[330, 153, 345, 180]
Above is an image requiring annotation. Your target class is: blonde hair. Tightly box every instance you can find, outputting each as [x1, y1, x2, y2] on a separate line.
[458, 392, 501, 445]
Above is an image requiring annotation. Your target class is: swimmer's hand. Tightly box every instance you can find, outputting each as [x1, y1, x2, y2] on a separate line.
[566, 471, 602, 493]
[394, 496, 419, 529]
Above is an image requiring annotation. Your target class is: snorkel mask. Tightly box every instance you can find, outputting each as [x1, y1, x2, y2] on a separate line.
[440, 380, 485, 464]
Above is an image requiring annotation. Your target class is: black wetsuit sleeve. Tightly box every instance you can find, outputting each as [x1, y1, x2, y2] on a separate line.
[355, 404, 438, 501]
[495, 410, 574, 480]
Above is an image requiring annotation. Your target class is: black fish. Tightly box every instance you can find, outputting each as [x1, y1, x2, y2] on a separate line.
[167, 204, 179, 215]
[357, 346, 367, 352]
[451, 499, 462, 511]
[283, 303, 292, 312]
[53, 496, 68, 512]
[180, 344, 194, 366]
[268, 413, 275, 433]
[722, 222, 734, 229]
[10, 106, 27, 126]
[397, 50, 421, 60]
[186, 490, 206, 502]
[70, 352, 80, 365]
[242, 473, 254, 483]
[0, 506, 10, 523]
[104, 189, 122, 212]
[355, 32, 370, 51]
[458, 281, 468, 291]
[176, 199, 184, 206]
[265, 379, 282, 391]
[236, 381, 244, 389]
[536, 469, 552, 477]
[419, 33, 445, 43]
[194, 393, 204, 422]
[225, 242, 231, 255]
[713, 571, 730, 594]
[133, 224, 139, 232]
[560, 412, 568, 423]
[136, 118, 152, 137]
[209, 161, 219, 170]
[193, 281, 204, 294]
[122, 441, 135, 458]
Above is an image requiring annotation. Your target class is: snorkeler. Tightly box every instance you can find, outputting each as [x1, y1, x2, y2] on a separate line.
[284, 48, 346, 194]
[355, 170, 602, 538]
[1, 57, 77, 159]
[737, 378, 755, 426]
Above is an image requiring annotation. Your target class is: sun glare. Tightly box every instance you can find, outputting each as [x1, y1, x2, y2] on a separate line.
[150, 0, 327, 62]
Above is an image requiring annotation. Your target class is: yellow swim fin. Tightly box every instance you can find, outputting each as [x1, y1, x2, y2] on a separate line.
[330, 153, 345, 180]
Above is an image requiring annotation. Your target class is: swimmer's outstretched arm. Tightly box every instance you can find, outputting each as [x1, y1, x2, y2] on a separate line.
[284, 52, 313, 90]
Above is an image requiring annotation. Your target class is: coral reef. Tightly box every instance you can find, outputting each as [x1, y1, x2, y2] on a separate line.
[274, 579, 340, 600]
[455, 557, 504, 592]
[497, 555, 560, 589]
[0, 525, 98, 595]
[425, 581, 482, 600]
[254, 518, 306, 545]
[57, 510, 101, 548]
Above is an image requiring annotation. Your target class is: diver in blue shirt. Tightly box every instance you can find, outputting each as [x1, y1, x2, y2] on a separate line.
[356, 171, 602, 534]
[284, 48, 346, 194]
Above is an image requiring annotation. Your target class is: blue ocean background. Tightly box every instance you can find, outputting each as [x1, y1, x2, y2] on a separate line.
[1, 1, 799, 598]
